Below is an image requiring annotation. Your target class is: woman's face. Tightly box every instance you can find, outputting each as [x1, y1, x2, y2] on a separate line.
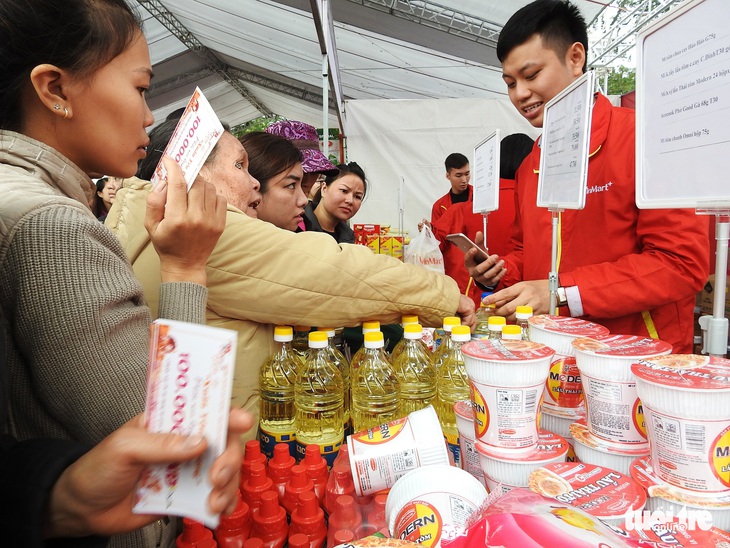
[198, 132, 261, 216]
[321, 173, 365, 222]
[97, 179, 120, 209]
[256, 163, 307, 231]
[58, 31, 155, 178]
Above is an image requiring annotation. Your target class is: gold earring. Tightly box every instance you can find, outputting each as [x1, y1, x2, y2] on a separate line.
[63, 108, 69, 119]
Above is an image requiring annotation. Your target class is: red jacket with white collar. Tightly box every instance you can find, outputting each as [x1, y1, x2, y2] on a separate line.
[431, 180, 516, 307]
[501, 93, 709, 352]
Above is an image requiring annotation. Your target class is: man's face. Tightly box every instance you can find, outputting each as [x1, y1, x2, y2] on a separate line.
[446, 164, 470, 194]
[501, 34, 585, 128]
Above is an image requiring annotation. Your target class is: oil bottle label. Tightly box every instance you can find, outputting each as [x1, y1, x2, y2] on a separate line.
[258, 426, 296, 459]
[295, 437, 343, 468]
[444, 431, 461, 468]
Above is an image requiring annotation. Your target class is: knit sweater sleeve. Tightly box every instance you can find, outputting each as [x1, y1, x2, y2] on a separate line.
[2, 205, 204, 444]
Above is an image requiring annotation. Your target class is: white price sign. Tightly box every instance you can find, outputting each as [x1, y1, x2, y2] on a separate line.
[472, 130, 501, 214]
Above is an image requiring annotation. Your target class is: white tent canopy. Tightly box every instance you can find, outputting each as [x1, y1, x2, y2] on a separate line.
[136, 0, 607, 129]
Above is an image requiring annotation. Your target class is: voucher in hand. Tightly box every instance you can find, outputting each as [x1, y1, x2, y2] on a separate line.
[150, 87, 224, 190]
[133, 319, 237, 528]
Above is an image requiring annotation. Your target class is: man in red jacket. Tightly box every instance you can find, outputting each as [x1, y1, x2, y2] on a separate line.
[430, 153, 473, 224]
[465, 0, 709, 352]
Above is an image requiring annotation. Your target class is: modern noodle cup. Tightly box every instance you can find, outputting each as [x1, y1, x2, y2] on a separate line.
[528, 315, 609, 357]
[541, 354, 585, 415]
[528, 461, 646, 526]
[630, 457, 730, 532]
[348, 405, 450, 497]
[462, 339, 553, 453]
[541, 408, 582, 441]
[385, 464, 487, 548]
[632, 355, 730, 494]
[573, 334, 673, 384]
[574, 335, 671, 449]
[453, 400, 485, 486]
[477, 430, 569, 493]
[570, 420, 648, 477]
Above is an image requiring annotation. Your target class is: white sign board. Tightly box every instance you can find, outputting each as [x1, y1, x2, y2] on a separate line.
[636, 0, 730, 208]
[537, 71, 595, 210]
[472, 130, 501, 214]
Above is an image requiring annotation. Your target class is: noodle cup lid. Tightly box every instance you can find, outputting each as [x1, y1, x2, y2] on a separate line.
[528, 461, 646, 520]
[462, 339, 554, 362]
[385, 464, 488, 537]
[570, 420, 650, 456]
[630, 355, 730, 391]
[629, 457, 730, 508]
[528, 315, 610, 338]
[453, 400, 474, 420]
[572, 334, 672, 358]
[476, 430, 569, 463]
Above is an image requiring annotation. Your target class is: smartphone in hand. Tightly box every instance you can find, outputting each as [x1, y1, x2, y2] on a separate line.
[446, 233, 489, 264]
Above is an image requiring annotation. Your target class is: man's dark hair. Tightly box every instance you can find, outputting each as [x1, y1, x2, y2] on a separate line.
[497, 0, 588, 73]
[444, 153, 469, 172]
[500, 133, 535, 179]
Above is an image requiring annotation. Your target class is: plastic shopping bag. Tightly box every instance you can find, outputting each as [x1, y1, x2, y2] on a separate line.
[404, 225, 445, 275]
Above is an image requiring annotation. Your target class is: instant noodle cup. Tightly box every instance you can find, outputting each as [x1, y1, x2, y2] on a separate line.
[385, 464, 487, 548]
[542, 353, 585, 417]
[573, 335, 671, 449]
[571, 420, 648, 476]
[630, 456, 730, 532]
[541, 410, 581, 463]
[528, 315, 609, 357]
[477, 430, 569, 493]
[462, 339, 554, 453]
[348, 405, 449, 497]
[453, 400, 485, 486]
[631, 355, 730, 495]
[528, 461, 646, 526]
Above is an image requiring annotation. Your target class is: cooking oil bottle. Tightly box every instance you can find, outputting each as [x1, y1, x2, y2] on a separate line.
[472, 292, 495, 339]
[295, 331, 344, 467]
[391, 314, 429, 363]
[259, 326, 301, 458]
[487, 316, 506, 340]
[434, 324, 471, 468]
[349, 321, 381, 371]
[319, 327, 352, 437]
[291, 325, 311, 364]
[501, 324, 523, 340]
[351, 331, 401, 432]
[432, 316, 461, 372]
[515, 305, 533, 340]
[391, 323, 436, 415]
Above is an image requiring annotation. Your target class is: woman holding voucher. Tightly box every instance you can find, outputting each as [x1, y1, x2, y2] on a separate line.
[0, 1, 249, 546]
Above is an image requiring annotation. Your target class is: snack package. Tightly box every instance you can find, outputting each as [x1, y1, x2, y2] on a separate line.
[133, 319, 237, 528]
[443, 488, 633, 548]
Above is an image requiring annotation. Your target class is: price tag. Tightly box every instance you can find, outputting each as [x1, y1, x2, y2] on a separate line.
[472, 130, 501, 214]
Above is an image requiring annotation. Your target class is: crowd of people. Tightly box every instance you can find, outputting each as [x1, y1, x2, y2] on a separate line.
[0, 0, 710, 546]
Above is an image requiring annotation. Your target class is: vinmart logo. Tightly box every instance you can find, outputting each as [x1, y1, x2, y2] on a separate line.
[624, 507, 713, 533]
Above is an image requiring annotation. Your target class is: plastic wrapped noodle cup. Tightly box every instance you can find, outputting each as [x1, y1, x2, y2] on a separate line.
[528, 461, 647, 527]
[347, 405, 449, 497]
[630, 456, 730, 533]
[528, 315, 609, 357]
[573, 335, 672, 449]
[462, 339, 553, 454]
[570, 419, 648, 477]
[477, 430, 569, 494]
[631, 355, 730, 495]
[385, 464, 488, 548]
[453, 400, 485, 486]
